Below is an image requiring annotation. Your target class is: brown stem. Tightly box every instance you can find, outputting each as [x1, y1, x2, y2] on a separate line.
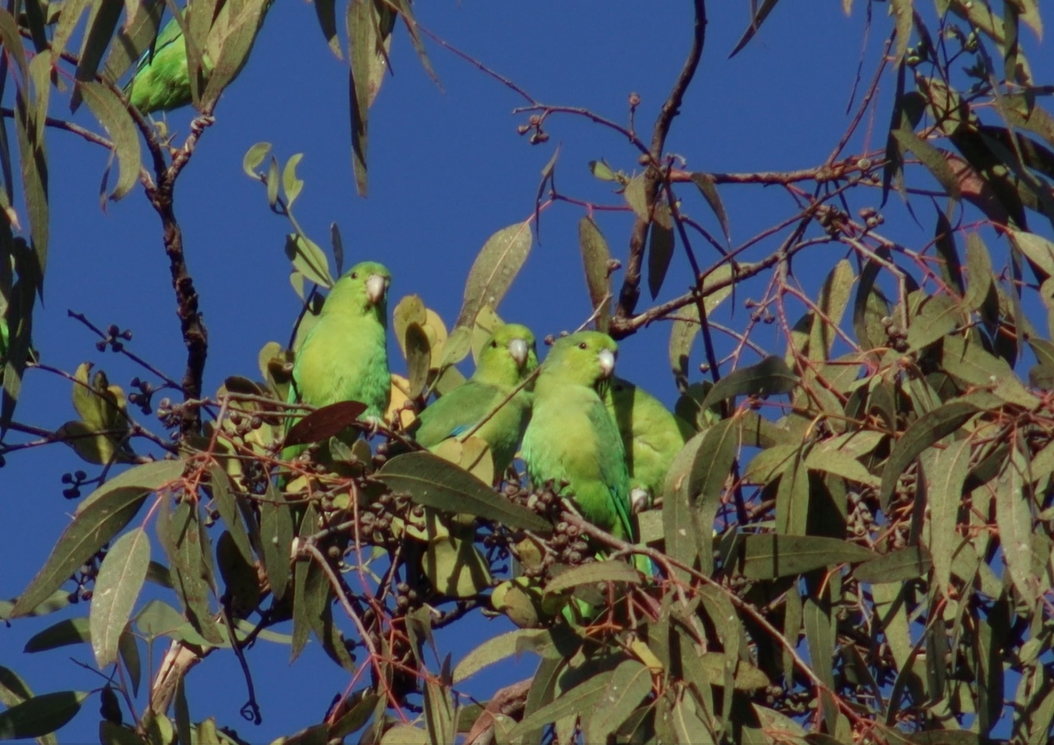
[614, 0, 707, 326]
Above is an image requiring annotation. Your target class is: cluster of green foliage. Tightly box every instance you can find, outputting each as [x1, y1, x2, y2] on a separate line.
[4, 0, 1054, 744]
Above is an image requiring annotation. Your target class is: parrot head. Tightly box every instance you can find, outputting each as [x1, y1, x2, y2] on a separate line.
[539, 331, 618, 391]
[324, 261, 391, 317]
[476, 323, 539, 386]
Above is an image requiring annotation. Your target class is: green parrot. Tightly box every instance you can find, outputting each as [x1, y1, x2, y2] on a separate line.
[286, 261, 391, 445]
[124, 2, 272, 115]
[521, 331, 635, 542]
[124, 13, 198, 115]
[410, 323, 538, 474]
[604, 377, 695, 512]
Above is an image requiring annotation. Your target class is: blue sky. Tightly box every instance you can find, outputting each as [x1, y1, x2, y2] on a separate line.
[3, 2, 1052, 742]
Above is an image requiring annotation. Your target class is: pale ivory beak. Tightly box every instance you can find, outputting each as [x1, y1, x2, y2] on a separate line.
[508, 338, 529, 368]
[365, 274, 387, 305]
[597, 349, 616, 379]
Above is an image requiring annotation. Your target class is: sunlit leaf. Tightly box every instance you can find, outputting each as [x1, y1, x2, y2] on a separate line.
[739, 535, 875, 579]
[378, 452, 552, 532]
[455, 221, 532, 329]
[90, 528, 150, 668]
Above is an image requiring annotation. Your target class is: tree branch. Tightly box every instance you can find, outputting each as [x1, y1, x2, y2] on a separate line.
[615, 0, 707, 323]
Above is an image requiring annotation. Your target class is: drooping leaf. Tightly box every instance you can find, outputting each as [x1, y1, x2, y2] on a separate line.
[77, 82, 140, 201]
[0, 691, 89, 740]
[545, 561, 642, 595]
[11, 485, 154, 617]
[699, 356, 798, 411]
[689, 172, 730, 245]
[377, 452, 552, 533]
[90, 528, 151, 668]
[879, 399, 978, 511]
[739, 535, 875, 579]
[853, 546, 932, 584]
[455, 221, 532, 329]
[647, 222, 674, 300]
[578, 217, 612, 332]
[23, 618, 91, 653]
[728, 0, 781, 58]
[584, 660, 652, 743]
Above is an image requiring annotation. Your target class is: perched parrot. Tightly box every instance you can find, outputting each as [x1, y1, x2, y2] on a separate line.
[124, 13, 198, 115]
[286, 261, 391, 449]
[604, 377, 695, 511]
[521, 331, 635, 542]
[124, 2, 272, 115]
[410, 323, 538, 474]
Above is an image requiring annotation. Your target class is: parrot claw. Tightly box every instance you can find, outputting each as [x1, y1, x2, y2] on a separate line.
[630, 487, 651, 514]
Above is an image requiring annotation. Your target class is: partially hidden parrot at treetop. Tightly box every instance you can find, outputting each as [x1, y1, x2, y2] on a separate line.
[604, 377, 695, 512]
[123, 1, 273, 115]
[410, 323, 539, 474]
[284, 262, 391, 458]
[124, 12, 198, 115]
[521, 331, 637, 544]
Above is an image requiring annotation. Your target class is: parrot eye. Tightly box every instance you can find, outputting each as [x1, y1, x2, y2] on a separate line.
[491, 341, 498, 348]
[351, 272, 359, 279]
[578, 342, 588, 350]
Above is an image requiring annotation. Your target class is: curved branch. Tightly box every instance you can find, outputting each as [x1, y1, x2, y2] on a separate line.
[615, 0, 708, 322]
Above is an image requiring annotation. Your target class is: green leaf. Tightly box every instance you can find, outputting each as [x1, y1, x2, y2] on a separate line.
[511, 668, 613, 738]
[668, 266, 735, 385]
[585, 660, 652, 743]
[0, 590, 72, 621]
[423, 533, 492, 598]
[892, 129, 961, 200]
[347, 0, 383, 196]
[853, 546, 932, 583]
[200, 0, 272, 109]
[647, 222, 674, 300]
[11, 486, 151, 617]
[377, 452, 552, 533]
[623, 175, 648, 220]
[209, 466, 253, 567]
[455, 221, 532, 329]
[452, 629, 552, 684]
[285, 233, 334, 289]
[135, 599, 216, 647]
[78, 460, 185, 514]
[259, 481, 293, 601]
[23, 618, 90, 653]
[699, 356, 798, 411]
[77, 82, 141, 201]
[739, 535, 875, 579]
[804, 447, 879, 487]
[161, 501, 223, 644]
[424, 675, 454, 745]
[775, 448, 809, 536]
[690, 172, 730, 245]
[545, 561, 642, 595]
[1009, 228, 1054, 279]
[963, 233, 994, 313]
[118, 625, 141, 697]
[997, 445, 1038, 605]
[282, 153, 305, 209]
[90, 527, 150, 668]
[313, 0, 341, 58]
[879, 399, 979, 511]
[0, 691, 88, 740]
[924, 438, 971, 598]
[405, 322, 431, 399]
[578, 217, 612, 332]
[73, 0, 123, 87]
[728, 0, 781, 57]
[906, 294, 960, 352]
[242, 142, 271, 178]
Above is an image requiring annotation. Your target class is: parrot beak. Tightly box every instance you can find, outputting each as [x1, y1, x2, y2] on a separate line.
[508, 338, 529, 369]
[597, 349, 616, 379]
[365, 274, 388, 306]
